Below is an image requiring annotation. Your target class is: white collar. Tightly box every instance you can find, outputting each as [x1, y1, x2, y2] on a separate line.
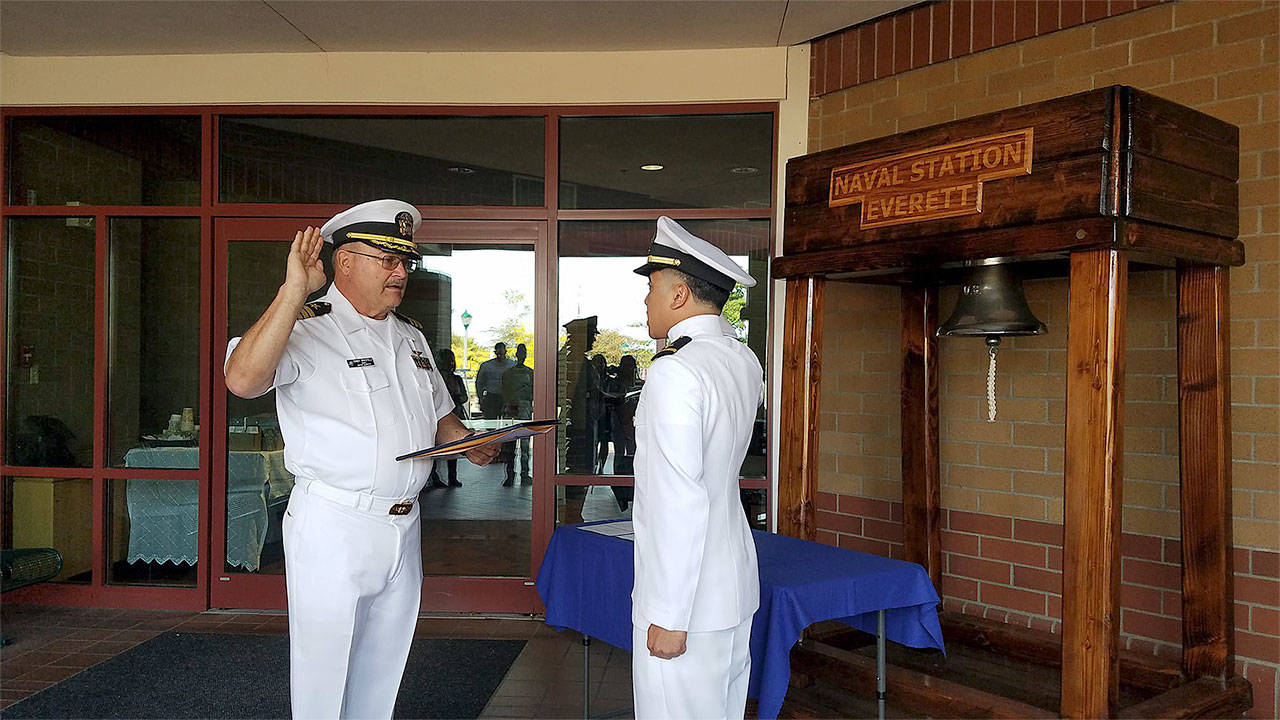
[667, 313, 733, 340]
[322, 284, 414, 345]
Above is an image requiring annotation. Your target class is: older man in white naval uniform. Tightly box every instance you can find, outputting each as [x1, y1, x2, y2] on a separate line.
[224, 199, 498, 719]
[630, 216, 765, 720]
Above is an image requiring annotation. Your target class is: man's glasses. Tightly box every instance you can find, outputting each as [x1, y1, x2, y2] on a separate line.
[344, 249, 420, 274]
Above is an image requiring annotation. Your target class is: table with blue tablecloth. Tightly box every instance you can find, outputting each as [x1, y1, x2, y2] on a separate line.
[536, 522, 945, 720]
[123, 447, 294, 571]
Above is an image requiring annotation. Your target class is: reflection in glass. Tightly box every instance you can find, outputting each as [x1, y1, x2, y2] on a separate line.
[226, 241, 310, 576]
[4, 476, 93, 583]
[555, 485, 768, 531]
[219, 116, 545, 205]
[560, 114, 772, 209]
[109, 219, 201, 467]
[556, 219, 770, 478]
[227, 238, 538, 577]
[6, 116, 201, 206]
[106, 478, 199, 586]
[4, 218, 96, 468]
[415, 245, 535, 577]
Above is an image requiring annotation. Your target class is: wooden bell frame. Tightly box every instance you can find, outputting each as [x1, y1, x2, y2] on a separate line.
[775, 86, 1250, 717]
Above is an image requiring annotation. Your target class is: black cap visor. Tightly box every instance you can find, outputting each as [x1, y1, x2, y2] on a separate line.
[633, 247, 736, 292]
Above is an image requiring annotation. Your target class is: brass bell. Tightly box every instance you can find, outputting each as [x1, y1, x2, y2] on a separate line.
[937, 261, 1047, 341]
[938, 261, 1047, 422]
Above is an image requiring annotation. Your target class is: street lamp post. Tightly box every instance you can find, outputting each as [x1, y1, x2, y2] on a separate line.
[460, 310, 472, 374]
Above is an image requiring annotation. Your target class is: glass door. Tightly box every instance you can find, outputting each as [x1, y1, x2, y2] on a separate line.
[211, 217, 550, 612]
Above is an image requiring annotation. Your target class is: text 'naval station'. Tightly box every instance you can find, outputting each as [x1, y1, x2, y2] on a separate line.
[828, 128, 1034, 229]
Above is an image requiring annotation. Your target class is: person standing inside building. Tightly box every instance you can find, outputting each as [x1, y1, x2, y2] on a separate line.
[476, 342, 514, 420]
[428, 348, 469, 489]
[223, 199, 498, 719]
[501, 343, 534, 486]
[629, 216, 764, 720]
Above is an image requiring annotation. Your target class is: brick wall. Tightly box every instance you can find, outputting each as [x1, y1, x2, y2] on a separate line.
[806, 1, 1279, 716]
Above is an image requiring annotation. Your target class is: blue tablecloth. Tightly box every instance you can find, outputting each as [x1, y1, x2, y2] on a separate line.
[536, 523, 945, 720]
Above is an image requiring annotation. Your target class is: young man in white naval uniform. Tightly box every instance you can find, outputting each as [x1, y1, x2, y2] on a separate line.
[224, 199, 498, 719]
[630, 216, 765, 720]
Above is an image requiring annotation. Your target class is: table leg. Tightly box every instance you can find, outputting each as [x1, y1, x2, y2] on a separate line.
[877, 610, 886, 720]
[582, 634, 591, 719]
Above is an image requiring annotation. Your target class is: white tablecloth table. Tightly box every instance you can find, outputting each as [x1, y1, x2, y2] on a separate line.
[123, 447, 294, 571]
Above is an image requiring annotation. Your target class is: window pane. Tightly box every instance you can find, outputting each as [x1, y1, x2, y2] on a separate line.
[219, 116, 545, 205]
[225, 238, 537, 577]
[109, 219, 201, 467]
[559, 114, 772, 209]
[6, 116, 201, 206]
[556, 219, 770, 478]
[107, 478, 198, 586]
[226, 241, 306, 577]
[4, 476, 93, 584]
[556, 484, 631, 525]
[555, 485, 767, 530]
[416, 244, 536, 577]
[5, 218, 95, 468]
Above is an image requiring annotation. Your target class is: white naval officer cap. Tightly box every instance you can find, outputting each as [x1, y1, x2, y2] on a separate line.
[320, 199, 423, 259]
[632, 216, 756, 291]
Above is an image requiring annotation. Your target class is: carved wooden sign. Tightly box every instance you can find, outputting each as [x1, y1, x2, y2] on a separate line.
[828, 128, 1034, 229]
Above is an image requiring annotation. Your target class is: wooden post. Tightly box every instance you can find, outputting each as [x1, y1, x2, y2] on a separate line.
[901, 286, 942, 588]
[778, 277, 825, 540]
[1177, 265, 1235, 680]
[1061, 249, 1128, 719]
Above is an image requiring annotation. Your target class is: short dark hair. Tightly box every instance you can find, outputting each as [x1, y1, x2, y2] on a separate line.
[672, 269, 730, 310]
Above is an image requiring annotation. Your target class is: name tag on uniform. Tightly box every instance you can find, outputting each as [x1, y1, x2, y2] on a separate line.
[347, 357, 375, 368]
[411, 351, 432, 371]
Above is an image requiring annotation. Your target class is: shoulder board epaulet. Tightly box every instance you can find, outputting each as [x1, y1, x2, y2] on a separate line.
[653, 335, 692, 360]
[393, 310, 424, 332]
[296, 301, 331, 320]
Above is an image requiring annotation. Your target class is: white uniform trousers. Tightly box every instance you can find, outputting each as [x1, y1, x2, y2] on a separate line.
[283, 486, 423, 719]
[632, 617, 753, 720]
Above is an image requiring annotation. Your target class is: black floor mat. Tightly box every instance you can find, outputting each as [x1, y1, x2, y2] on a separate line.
[3, 632, 524, 719]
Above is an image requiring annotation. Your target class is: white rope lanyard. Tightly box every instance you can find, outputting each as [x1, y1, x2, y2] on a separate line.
[986, 345, 998, 423]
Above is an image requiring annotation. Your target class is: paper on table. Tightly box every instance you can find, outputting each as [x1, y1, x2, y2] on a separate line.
[580, 520, 633, 537]
[395, 419, 559, 461]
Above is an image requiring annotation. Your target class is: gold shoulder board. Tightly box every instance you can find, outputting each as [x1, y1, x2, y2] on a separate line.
[296, 301, 332, 320]
[393, 311, 424, 331]
[652, 335, 692, 360]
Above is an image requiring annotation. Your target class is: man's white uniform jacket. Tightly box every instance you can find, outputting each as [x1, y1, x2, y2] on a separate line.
[228, 284, 453, 499]
[632, 313, 766, 633]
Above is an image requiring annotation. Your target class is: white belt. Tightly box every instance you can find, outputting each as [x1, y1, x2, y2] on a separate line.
[298, 478, 415, 516]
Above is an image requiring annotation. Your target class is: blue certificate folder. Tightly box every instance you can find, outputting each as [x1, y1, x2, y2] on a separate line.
[536, 522, 945, 720]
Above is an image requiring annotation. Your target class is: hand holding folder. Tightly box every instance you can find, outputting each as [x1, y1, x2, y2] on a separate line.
[395, 419, 559, 461]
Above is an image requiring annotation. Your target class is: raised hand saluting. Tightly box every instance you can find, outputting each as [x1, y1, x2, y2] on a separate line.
[286, 226, 328, 296]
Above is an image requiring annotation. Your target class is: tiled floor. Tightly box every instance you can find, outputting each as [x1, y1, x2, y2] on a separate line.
[0, 603, 633, 719]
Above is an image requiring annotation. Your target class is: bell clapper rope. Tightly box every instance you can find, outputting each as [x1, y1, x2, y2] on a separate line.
[985, 336, 1000, 423]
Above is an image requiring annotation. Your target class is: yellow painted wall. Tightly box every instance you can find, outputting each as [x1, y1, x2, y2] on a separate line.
[0, 47, 789, 106]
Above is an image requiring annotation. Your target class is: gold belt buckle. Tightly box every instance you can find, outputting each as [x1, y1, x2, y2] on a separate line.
[388, 501, 413, 516]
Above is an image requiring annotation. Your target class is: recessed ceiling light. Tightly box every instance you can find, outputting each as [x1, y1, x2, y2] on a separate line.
[447, 166, 474, 174]
[640, 164, 664, 171]
[730, 166, 759, 174]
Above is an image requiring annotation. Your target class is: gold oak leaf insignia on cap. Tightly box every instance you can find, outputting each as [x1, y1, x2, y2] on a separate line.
[296, 301, 332, 320]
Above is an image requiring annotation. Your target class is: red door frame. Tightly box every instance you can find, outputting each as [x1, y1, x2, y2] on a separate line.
[210, 217, 551, 612]
[1, 102, 778, 611]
